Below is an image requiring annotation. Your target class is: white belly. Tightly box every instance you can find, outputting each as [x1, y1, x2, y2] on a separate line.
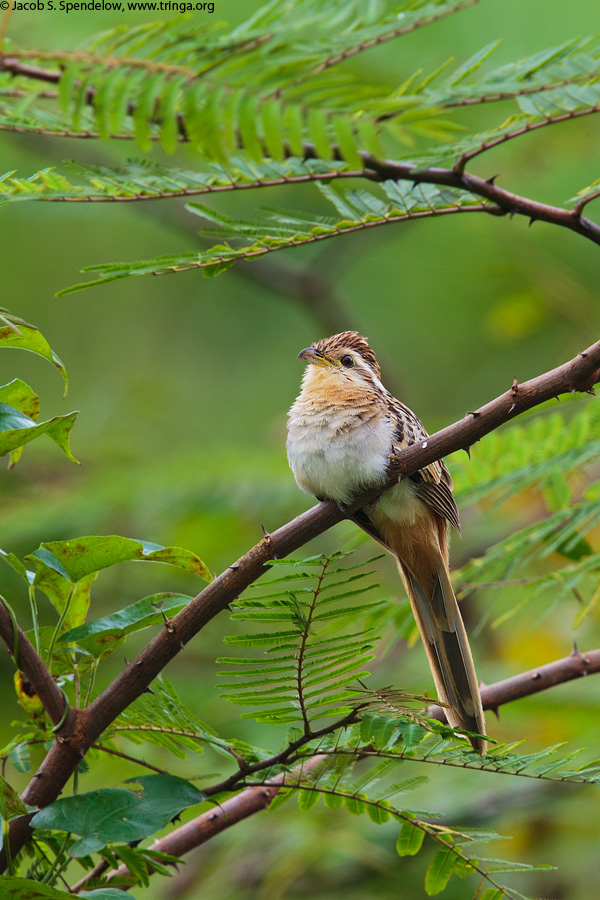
[287, 408, 395, 505]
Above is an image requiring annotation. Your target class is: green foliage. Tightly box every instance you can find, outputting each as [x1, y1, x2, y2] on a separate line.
[266, 723, 571, 900]
[0, 879, 131, 899]
[30, 774, 204, 856]
[1, 4, 600, 291]
[1, 2, 600, 897]
[446, 398, 600, 627]
[0, 311, 77, 465]
[217, 552, 386, 726]
[111, 676, 268, 766]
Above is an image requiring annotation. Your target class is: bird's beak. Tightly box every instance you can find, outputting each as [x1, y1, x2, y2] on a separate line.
[297, 347, 328, 366]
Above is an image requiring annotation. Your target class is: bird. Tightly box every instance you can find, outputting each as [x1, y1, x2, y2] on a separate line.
[286, 331, 486, 753]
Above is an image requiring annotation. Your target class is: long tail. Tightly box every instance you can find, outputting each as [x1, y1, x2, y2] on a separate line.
[399, 555, 486, 754]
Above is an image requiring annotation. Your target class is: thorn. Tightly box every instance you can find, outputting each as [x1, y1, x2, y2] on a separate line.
[485, 174, 498, 185]
[463, 446, 471, 459]
[490, 706, 500, 720]
[260, 525, 279, 560]
[179, 641, 185, 651]
[228, 563, 240, 571]
[78, 748, 86, 758]
[511, 373, 519, 394]
[571, 641, 580, 657]
[578, 351, 588, 358]
[531, 671, 542, 681]
[508, 402, 516, 414]
[123, 657, 129, 667]
[161, 610, 175, 633]
[528, 216, 537, 227]
[509, 208, 518, 219]
[143, 687, 155, 695]
[466, 410, 480, 418]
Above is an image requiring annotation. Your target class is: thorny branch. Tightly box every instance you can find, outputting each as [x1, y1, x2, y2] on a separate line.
[87, 646, 600, 892]
[0, 339, 599, 869]
[2, 51, 600, 246]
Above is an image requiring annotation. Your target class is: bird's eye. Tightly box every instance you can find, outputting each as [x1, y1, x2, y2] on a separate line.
[340, 355, 354, 368]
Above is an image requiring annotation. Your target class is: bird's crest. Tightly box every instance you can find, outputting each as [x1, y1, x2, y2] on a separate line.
[313, 331, 381, 377]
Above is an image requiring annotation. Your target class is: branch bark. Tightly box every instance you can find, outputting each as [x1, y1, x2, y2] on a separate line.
[2, 59, 600, 248]
[0, 601, 67, 726]
[90, 646, 600, 892]
[2, 338, 599, 868]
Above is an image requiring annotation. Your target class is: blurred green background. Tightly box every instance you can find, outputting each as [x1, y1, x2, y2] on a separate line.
[1, 0, 600, 897]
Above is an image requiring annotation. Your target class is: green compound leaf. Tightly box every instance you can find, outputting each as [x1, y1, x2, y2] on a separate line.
[425, 849, 464, 895]
[396, 819, 426, 857]
[27, 535, 211, 584]
[30, 774, 205, 857]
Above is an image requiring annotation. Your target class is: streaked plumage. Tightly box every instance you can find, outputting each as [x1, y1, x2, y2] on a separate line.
[287, 331, 486, 753]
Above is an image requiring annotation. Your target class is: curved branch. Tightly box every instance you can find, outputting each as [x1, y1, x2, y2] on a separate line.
[428, 646, 600, 721]
[0, 600, 67, 725]
[3, 338, 600, 868]
[91, 646, 600, 892]
[307, 0, 483, 76]
[455, 104, 600, 172]
[364, 155, 600, 246]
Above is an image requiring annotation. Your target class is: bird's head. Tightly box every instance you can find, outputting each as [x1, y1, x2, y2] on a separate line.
[297, 331, 382, 389]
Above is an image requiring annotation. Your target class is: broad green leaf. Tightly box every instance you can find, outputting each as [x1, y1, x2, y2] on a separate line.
[0, 320, 68, 391]
[8, 741, 32, 773]
[0, 878, 91, 898]
[0, 548, 29, 582]
[61, 592, 192, 650]
[26, 625, 100, 674]
[0, 774, 29, 821]
[0, 380, 40, 465]
[0, 379, 39, 420]
[0, 407, 78, 463]
[81, 890, 133, 899]
[396, 820, 426, 856]
[31, 774, 205, 856]
[27, 535, 210, 584]
[34, 570, 98, 631]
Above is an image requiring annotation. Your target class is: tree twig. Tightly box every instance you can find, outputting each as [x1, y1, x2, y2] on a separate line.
[0, 600, 67, 726]
[428, 646, 600, 721]
[2, 338, 599, 869]
[91, 645, 600, 891]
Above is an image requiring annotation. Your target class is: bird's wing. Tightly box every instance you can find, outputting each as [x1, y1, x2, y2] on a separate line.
[410, 466, 461, 534]
[389, 400, 460, 533]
